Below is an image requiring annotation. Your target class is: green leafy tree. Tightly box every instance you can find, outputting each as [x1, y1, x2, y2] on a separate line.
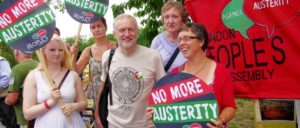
[107, 34, 116, 42]
[112, 0, 183, 47]
[65, 34, 116, 51]
[46, 0, 65, 12]
[66, 37, 89, 51]
[0, 42, 17, 67]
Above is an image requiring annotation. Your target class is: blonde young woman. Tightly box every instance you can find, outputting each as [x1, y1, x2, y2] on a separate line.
[23, 35, 87, 128]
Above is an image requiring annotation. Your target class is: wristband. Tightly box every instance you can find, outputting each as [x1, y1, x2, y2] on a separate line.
[44, 100, 51, 109]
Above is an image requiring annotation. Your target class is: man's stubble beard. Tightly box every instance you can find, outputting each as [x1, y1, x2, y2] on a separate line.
[118, 35, 139, 49]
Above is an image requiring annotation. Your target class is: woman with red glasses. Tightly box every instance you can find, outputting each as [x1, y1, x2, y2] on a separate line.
[175, 23, 236, 128]
[148, 23, 236, 128]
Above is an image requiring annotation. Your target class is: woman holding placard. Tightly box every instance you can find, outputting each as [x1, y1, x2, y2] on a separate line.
[148, 23, 236, 128]
[23, 35, 87, 128]
[71, 17, 116, 99]
[174, 23, 236, 128]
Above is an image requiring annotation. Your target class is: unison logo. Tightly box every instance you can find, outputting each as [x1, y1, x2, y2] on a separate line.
[26, 29, 48, 50]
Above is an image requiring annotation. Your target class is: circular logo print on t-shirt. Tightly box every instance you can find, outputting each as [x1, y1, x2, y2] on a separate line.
[112, 67, 144, 104]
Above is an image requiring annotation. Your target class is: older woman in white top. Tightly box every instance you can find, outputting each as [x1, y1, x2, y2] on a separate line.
[151, 1, 188, 72]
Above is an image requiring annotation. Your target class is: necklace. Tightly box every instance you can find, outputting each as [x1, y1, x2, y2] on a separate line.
[185, 60, 208, 76]
[51, 68, 63, 81]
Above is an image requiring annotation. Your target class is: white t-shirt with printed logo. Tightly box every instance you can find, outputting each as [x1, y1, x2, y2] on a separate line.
[101, 45, 166, 128]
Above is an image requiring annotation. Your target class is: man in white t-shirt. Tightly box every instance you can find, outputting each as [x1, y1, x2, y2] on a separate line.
[95, 14, 166, 128]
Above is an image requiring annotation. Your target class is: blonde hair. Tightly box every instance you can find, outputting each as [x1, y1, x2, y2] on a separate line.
[161, 0, 188, 23]
[37, 34, 72, 70]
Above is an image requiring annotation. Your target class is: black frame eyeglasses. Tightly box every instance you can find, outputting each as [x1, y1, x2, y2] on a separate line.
[177, 36, 198, 42]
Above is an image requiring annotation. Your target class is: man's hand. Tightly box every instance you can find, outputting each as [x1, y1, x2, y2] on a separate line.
[5, 92, 19, 105]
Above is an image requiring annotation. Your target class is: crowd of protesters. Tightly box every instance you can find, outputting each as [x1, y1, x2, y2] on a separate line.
[0, 1, 239, 128]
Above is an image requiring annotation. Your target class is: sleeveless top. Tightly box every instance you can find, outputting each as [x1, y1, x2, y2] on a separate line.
[34, 70, 86, 128]
[86, 47, 102, 99]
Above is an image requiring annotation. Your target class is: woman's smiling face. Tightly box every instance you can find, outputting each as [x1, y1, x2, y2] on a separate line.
[43, 39, 64, 64]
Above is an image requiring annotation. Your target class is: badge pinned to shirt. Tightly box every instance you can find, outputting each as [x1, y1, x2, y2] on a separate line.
[9, 77, 14, 87]
[134, 72, 143, 80]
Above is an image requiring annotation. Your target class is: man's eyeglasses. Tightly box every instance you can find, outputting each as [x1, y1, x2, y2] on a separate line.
[177, 36, 198, 42]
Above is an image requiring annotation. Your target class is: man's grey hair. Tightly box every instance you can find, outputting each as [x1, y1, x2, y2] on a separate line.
[113, 14, 139, 31]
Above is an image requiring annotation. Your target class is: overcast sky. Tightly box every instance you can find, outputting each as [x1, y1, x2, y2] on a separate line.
[53, 0, 130, 39]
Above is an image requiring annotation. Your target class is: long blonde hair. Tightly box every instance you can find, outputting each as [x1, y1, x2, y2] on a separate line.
[37, 34, 72, 70]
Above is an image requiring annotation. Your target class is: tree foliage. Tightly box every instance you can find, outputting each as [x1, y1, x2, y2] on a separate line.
[65, 34, 116, 52]
[112, 0, 183, 47]
[0, 42, 17, 67]
[66, 37, 89, 51]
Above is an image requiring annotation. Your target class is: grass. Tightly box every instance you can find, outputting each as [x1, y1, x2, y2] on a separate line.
[229, 98, 255, 128]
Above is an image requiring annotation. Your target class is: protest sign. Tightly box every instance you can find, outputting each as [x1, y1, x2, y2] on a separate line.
[64, 0, 109, 23]
[0, 0, 55, 52]
[149, 72, 218, 128]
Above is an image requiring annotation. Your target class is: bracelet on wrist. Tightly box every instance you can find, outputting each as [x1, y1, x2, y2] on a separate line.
[44, 100, 51, 109]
